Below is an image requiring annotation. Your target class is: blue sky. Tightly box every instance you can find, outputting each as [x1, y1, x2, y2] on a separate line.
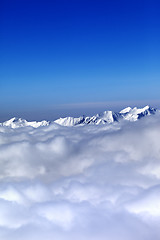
[1, 0, 160, 120]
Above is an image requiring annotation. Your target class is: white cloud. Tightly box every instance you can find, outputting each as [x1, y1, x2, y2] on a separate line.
[0, 115, 160, 239]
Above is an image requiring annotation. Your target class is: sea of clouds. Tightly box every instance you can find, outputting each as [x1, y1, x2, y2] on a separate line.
[0, 115, 160, 240]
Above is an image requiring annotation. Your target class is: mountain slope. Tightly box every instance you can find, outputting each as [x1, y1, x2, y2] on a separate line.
[0, 117, 50, 129]
[120, 105, 157, 121]
[0, 106, 158, 128]
[54, 105, 157, 126]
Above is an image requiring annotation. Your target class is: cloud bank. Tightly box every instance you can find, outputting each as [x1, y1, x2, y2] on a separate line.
[0, 115, 160, 239]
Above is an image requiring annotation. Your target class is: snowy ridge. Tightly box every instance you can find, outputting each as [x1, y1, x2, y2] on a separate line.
[120, 105, 157, 121]
[0, 117, 50, 129]
[54, 105, 157, 126]
[0, 105, 158, 128]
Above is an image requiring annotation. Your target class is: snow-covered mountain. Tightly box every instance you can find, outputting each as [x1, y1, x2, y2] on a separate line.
[0, 117, 50, 129]
[0, 105, 158, 128]
[55, 105, 157, 126]
[119, 105, 157, 121]
[54, 110, 121, 126]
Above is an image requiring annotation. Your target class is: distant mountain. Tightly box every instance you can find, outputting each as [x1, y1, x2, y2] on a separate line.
[0, 117, 50, 129]
[0, 106, 158, 128]
[54, 110, 121, 126]
[54, 105, 157, 126]
[119, 105, 157, 121]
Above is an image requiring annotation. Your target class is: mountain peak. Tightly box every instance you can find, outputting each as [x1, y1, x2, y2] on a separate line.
[0, 105, 158, 128]
[54, 105, 158, 126]
[1, 117, 49, 129]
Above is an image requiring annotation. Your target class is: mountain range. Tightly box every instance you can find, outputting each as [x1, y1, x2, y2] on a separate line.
[0, 105, 158, 128]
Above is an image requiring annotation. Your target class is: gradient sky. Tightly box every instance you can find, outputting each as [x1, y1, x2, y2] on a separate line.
[0, 0, 160, 120]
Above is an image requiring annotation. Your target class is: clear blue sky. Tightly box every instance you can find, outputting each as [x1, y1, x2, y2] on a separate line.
[0, 0, 160, 120]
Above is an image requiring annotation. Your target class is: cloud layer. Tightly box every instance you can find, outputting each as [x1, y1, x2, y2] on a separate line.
[0, 115, 160, 239]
